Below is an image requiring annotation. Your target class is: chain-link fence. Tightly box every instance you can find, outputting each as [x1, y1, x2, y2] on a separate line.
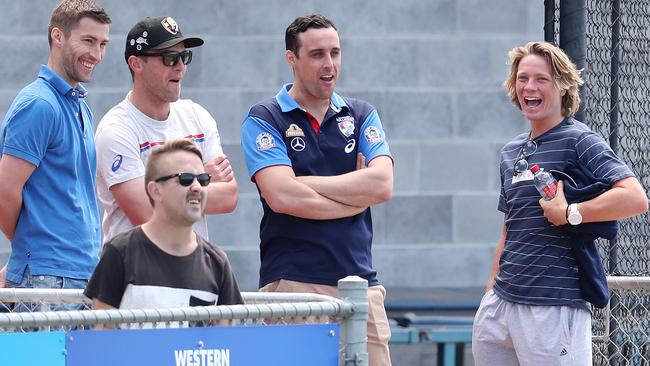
[549, 1, 650, 364]
[593, 277, 650, 365]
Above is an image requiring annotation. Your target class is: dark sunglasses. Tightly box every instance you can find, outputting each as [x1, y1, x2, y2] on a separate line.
[155, 172, 211, 187]
[141, 50, 193, 67]
[513, 139, 537, 175]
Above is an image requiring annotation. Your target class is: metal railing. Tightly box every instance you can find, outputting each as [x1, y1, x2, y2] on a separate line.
[0, 276, 369, 366]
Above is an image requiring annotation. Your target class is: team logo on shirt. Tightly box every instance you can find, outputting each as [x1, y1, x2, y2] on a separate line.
[364, 126, 384, 143]
[285, 124, 305, 137]
[337, 116, 355, 137]
[290, 137, 306, 151]
[111, 154, 123, 172]
[256, 133, 275, 151]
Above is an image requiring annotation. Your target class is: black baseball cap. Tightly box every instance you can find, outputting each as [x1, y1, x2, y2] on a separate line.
[124, 16, 204, 62]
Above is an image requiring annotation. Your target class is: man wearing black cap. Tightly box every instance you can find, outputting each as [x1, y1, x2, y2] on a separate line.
[95, 16, 238, 243]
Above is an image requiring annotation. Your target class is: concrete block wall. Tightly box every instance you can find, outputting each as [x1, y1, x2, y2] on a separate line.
[0, 0, 543, 291]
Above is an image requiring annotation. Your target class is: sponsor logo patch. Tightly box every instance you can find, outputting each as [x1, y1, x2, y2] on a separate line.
[290, 137, 306, 151]
[111, 154, 123, 172]
[285, 123, 305, 137]
[256, 132, 275, 150]
[364, 126, 384, 143]
[344, 139, 356, 153]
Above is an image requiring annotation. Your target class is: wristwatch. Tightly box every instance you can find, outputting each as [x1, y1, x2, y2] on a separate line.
[567, 203, 583, 225]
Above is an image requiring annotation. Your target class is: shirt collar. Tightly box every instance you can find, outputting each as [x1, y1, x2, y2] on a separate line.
[275, 83, 348, 113]
[38, 65, 88, 99]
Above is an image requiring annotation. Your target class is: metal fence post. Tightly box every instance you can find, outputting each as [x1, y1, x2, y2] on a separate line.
[338, 276, 368, 366]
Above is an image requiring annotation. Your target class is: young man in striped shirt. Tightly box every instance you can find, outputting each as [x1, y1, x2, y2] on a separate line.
[472, 41, 648, 365]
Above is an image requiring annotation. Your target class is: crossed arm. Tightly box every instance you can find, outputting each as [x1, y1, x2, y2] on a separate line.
[296, 155, 393, 207]
[255, 155, 393, 220]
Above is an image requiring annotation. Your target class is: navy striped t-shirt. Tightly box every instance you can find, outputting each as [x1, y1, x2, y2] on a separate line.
[495, 117, 633, 308]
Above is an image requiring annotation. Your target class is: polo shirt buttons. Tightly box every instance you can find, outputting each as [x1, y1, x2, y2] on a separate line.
[71, 91, 76, 97]
[27, 251, 30, 257]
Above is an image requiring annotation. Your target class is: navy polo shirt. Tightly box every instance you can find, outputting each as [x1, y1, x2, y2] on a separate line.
[242, 84, 391, 287]
[496, 117, 633, 308]
[1, 65, 101, 282]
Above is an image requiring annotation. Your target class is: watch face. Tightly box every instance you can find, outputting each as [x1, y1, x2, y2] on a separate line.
[568, 211, 582, 225]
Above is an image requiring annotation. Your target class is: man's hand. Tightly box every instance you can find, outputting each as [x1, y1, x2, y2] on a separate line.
[204, 154, 234, 183]
[539, 180, 569, 226]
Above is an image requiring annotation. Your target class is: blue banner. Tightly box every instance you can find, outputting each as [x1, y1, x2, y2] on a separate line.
[67, 324, 339, 366]
[0, 331, 66, 366]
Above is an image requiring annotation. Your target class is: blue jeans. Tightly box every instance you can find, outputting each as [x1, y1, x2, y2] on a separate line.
[6, 266, 88, 312]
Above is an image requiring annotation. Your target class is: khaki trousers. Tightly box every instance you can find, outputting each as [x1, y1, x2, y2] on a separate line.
[260, 279, 392, 366]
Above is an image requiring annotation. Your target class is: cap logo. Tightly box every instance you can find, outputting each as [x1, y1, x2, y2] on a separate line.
[161, 17, 179, 35]
[129, 31, 149, 51]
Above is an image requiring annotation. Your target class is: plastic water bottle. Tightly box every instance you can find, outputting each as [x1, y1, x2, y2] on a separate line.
[530, 164, 557, 200]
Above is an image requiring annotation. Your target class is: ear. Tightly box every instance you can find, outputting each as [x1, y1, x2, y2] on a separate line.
[285, 50, 296, 68]
[146, 180, 162, 202]
[51, 27, 64, 47]
[560, 89, 567, 97]
[128, 56, 144, 74]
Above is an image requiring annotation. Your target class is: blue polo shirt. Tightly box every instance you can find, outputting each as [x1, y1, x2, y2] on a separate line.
[242, 84, 392, 287]
[1, 65, 101, 282]
[496, 117, 633, 308]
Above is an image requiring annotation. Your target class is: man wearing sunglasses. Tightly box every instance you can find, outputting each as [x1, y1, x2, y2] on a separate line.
[472, 42, 648, 365]
[85, 138, 243, 315]
[0, 0, 110, 295]
[241, 14, 394, 366]
[94, 16, 237, 244]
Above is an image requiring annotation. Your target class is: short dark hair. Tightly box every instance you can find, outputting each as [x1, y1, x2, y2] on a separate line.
[285, 13, 337, 55]
[48, 0, 111, 48]
[144, 139, 203, 206]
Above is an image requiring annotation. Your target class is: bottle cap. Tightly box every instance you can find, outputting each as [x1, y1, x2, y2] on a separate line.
[530, 164, 540, 173]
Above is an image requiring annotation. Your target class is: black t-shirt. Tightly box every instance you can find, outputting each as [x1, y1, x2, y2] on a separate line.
[84, 227, 243, 309]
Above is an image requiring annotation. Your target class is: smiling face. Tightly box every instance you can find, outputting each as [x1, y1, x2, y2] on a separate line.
[515, 54, 566, 127]
[286, 26, 340, 104]
[54, 17, 109, 86]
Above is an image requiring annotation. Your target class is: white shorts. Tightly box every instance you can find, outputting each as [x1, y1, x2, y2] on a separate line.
[472, 290, 592, 366]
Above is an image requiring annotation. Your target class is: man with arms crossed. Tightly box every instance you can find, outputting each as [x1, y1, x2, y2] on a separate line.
[472, 41, 648, 365]
[85, 139, 243, 315]
[241, 14, 393, 366]
[0, 0, 110, 294]
[95, 16, 237, 243]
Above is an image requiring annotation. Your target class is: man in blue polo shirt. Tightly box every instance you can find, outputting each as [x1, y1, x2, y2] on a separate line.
[472, 42, 648, 365]
[0, 0, 110, 297]
[241, 14, 394, 366]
